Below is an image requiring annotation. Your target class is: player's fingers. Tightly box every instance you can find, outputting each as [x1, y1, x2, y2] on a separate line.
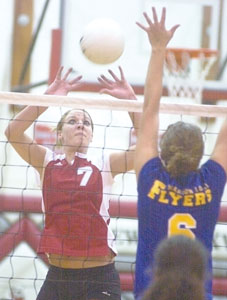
[108, 69, 120, 82]
[118, 66, 125, 81]
[136, 21, 147, 32]
[55, 66, 64, 80]
[97, 77, 111, 88]
[69, 75, 83, 85]
[99, 88, 111, 95]
[159, 7, 166, 26]
[70, 82, 83, 90]
[170, 24, 180, 35]
[143, 12, 153, 27]
[152, 7, 158, 24]
[62, 67, 73, 81]
[100, 74, 113, 84]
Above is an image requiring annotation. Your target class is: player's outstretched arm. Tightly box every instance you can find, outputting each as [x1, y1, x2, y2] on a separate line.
[134, 7, 179, 177]
[211, 118, 227, 174]
[98, 66, 140, 134]
[4, 67, 82, 176]
[98, 66, 141, 176]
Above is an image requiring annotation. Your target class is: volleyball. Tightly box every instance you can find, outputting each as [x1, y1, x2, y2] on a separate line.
[79, 18, 125, 64]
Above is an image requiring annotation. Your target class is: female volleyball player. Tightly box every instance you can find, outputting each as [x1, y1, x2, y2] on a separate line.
[5, 66, 139, 300]
[134, 6, 227, 300]
[142, 235, 208, 300]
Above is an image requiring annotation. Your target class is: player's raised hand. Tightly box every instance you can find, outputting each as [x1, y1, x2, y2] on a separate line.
[98, 66, 137, 100]
[45, 66, 83, 96]
[136, 7, 179, 48]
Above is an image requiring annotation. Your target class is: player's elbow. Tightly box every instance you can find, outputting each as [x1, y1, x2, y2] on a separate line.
[4, 124, 19, 142]
[4, 125, 10, 141]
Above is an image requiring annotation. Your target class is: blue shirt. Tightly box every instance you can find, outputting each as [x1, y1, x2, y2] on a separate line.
[135, 157, 226, 300]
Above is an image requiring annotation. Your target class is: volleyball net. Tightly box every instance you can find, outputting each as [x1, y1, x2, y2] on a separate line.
[0, 92, 227, 299]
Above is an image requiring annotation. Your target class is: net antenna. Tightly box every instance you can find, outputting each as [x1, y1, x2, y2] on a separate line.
[164, 48, 218, 104]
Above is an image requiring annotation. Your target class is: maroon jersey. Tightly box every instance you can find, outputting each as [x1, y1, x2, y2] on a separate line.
[38, 150, 117, 257]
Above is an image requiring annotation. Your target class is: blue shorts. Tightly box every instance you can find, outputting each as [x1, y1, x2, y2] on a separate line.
[36, 263, 121, 300]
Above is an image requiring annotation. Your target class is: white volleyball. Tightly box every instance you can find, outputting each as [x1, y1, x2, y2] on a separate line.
[80, 18, 125, 64]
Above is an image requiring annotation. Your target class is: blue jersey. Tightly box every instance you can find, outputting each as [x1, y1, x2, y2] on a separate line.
[135, 157, 226, 300]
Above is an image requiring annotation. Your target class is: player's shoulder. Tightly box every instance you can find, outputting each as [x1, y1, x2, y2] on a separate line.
[139, 156, 162, 177]
[44, 149, 65, 166]
[87, 149, 110, 168]
[200, 159, 226, 188]
[201, 159, 226, 177]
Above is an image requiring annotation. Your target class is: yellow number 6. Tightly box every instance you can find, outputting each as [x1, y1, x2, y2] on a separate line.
[168, 213, 196, 239]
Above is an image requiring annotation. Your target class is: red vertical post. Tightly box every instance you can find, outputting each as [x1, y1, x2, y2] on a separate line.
[48, 29, 62, 84]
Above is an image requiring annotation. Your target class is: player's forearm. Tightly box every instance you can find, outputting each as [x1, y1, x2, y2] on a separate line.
[5, 105, 47, 141]
[220, 117, 227, 136]
[143, 47, 166, 113]
[211, 117, 227, 173]
[129, 111, 141, 136]
[215, 118, 227, 146]
[120, 90, 141, 137]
